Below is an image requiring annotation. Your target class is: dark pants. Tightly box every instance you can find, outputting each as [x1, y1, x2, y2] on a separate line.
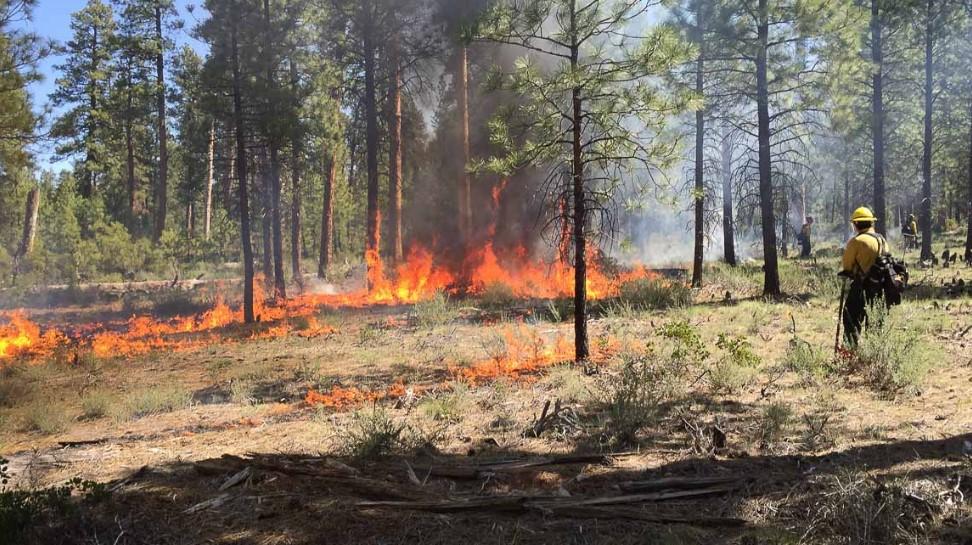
[800, 239, 811, 258]
[842, 280, 883, 346]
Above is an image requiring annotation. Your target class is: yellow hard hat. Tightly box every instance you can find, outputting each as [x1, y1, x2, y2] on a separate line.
[850, 206, 877, 223]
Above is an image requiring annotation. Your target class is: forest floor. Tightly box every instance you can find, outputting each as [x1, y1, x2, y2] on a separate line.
[2, 234, 972, 545]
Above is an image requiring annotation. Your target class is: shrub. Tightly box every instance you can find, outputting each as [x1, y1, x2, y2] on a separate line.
[412, 291, 458, 328]
[80, 391, 115, 420]
[617, 278, 692, 310]
[541, 365, 590, 403]
[853, 305, 936, 397]
[115, 386, 191, 421]
[341, 408, 408, 458]
[20, 404, 69, 435]
[418, 388, 469, 423]
[708, 334, 761, 395]
[600, 348, 685, 446]
[759, 401, 793, 445]
[783, 337, 829, 384]
[477, 282, 518, 309]
[229, 379, 256, 406]
[0, 457, 108, 545]
[659, 320, 709, 371]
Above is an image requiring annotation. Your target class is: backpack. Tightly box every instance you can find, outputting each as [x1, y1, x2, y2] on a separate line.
[860, 232, 908, 306]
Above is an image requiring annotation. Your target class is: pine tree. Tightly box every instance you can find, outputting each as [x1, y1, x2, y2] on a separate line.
[50, 0, 117, 198]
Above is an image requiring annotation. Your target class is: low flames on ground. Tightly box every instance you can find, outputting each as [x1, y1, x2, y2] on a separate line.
[0, 180, 656, 408]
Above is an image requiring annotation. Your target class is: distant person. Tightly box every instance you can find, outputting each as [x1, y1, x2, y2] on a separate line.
[904, 214, 919, 250]
[839, 207, 887, 346]
[798, 216, 814, 258]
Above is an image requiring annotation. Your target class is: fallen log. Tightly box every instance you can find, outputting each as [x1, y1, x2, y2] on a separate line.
[417, 452, 634, 479]
[357, 496, 528, 513]
[533, 485, 739, 508]
[538, 505, 746, 527]
[618, 475, 740, 493]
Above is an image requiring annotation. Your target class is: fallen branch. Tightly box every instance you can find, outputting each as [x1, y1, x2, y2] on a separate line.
[538, 505, 746, 526]
[416, 452, 633, 480]
[618, 476, 741, 493]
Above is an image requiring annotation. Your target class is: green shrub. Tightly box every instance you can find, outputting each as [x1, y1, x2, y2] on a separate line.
[541, 365, 590, 403]
[477, 282, 518, 309]
[412, 291, 458, 328]
[418, 384, 469, 422]
[600, 348, 686, 446]
[708, 334, 761, 395]
[0, 457, 108, 545]
[20, 404, 69, 435]
[229, 379, 255, 406]
[659, 320, 709, 370]
[617, 278, 692, 310]
[115, 386, 191, 421]
[783, 337, 829, 384]
[759, 401, 793, 445]
[80, 391, 115, 420]
[854, 306, 937, 396]
[341, 408, 408, 458]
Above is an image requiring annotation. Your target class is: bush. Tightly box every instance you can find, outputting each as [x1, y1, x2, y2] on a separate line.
[783, 336, 829, 384]
[115, 386, 191, 421]
[418, 384, 469, 422]
[854, 305, 936, 396]
[759, 401, 793, 445]
[0, 457, 108, 545]
[540, 365, 590, 403]
[708, 334, 761, 395]
[80, 391, 115, 420]
[476, 282, 518, 309]
[600, 348, 686, 446]
[341, 407, 408, 458]
[412, 291, 458, 328]
[20, 404, 69, 435]
[617, 278, 692, 310]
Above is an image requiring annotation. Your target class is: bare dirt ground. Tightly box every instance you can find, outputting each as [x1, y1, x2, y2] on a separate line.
[2, 240, 972, 545]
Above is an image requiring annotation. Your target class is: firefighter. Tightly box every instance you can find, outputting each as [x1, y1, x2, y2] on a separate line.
[905, 214, 919, 250]
[839, 207, 887, 346]
[798, 216, 814, 258]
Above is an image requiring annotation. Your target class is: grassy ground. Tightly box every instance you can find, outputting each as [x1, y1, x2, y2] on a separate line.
[1, 233, 971, 545]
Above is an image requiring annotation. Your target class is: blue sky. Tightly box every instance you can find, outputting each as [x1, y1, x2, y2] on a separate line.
[22, 0, 209, 171]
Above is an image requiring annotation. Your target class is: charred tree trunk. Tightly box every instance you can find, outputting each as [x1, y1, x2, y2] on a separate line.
[569, 9, 588, 363]
[224, 138, 235, 215]
[756, 0, 780, 297]
[388, 38, 404, 264]
[318, 152, 337, 279]
[259, 151, 273, 290]
[289, 59, 303, 288]
[871, 0, 887, 234]
[205, 119, 215, 240]
[920, 0, 934, 261]
[231, 6, 255, 323]
[691, 21, 705, 288]
[153, 5, 168, 242]
[721, 129, 736, 266]
[458, 45, 472, 242]
[364, 27, 381, 286]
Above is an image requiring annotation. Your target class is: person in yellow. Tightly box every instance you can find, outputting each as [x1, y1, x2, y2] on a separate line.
[839, 207, 888, 346]
[907, 214, 919, 249]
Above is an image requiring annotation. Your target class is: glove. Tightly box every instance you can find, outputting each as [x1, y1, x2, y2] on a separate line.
[837, 271, 853, 279]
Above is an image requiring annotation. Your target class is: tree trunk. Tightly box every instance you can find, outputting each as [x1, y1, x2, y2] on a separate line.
[263, 0, 286, 300]
[318, 152, 337, 279]
[780, 174, 789, 259]
[388, 37, 404, 264]
[720, 128, 736, 266]
[186, 201, 194, 238]
[458, 46, 472, 242]
[843, 167, 850, 239]
[920, 0, 934, 261]
[15, 187, 39, 260]
[224, 138, 235, 214]
[153, 5, 168, 242]
[871, 0, 886, 234]
[364, 25, 381, 286]
[126, 72, 137, 219]
[231, 6, 254, 323]
[205, 119, 215, 240]
[259, 151, 273, 290]
[569, 7, 588, 363]
[289, 58, 303, 287]
[756, 0, 780, 296]
[966, 96, 972, 258]
[691, 23, 704, 288]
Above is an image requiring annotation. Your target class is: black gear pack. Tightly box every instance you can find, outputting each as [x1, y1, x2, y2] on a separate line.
[859, 232, 908, 306]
